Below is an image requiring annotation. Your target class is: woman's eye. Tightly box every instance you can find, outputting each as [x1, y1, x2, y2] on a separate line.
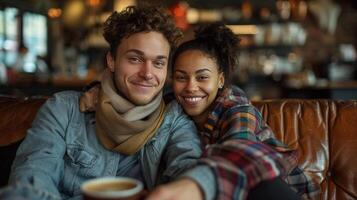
[174, 75, 187, 81]
[197, 76, 209, 80]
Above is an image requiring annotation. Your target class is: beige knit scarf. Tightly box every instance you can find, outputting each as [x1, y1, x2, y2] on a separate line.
[95, 70, 166, 155]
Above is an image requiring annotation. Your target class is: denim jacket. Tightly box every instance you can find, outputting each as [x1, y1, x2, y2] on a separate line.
[3, 91, 202, 200]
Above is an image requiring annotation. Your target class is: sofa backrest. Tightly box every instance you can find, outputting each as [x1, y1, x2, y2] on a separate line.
[0, 96, 46, 146]
[253, 100, 357, 200]
[0, 96, 356, 199]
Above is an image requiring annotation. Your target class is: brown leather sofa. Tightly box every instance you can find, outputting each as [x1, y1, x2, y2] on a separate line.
[0, 95, 356, 200]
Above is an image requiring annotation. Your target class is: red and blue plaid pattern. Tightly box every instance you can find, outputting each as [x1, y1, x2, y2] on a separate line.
[198, 86, 319, 200]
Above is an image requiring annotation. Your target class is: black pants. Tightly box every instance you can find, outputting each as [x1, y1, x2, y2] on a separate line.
[247, 178, 301, 200]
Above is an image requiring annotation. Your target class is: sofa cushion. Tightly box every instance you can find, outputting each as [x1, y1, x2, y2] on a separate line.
[1, 96, 357, 199]
[253, 100, 357, 200]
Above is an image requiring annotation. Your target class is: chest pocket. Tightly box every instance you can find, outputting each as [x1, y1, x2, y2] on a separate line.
[62, 145, 99, 196]
[66, 146, 97, 167]
[146, 137, 162, 161]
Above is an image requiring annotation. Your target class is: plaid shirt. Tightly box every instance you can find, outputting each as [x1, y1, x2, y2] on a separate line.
[198, 86, 319, 200]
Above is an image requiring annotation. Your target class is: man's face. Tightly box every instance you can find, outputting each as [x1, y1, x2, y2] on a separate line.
[107, 31, 170, 105]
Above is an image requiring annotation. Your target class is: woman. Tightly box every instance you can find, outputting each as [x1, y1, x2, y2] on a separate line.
[80, 23, 318, 200]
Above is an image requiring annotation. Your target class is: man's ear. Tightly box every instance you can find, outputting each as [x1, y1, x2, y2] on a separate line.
[106, 52, 115, 72]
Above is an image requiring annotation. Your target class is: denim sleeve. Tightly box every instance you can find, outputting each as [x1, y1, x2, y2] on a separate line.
[182, 166, 217, 200]
[0, 182, 62, 200]
[8, 93, 74, 199]
[159, 105, 202, 183]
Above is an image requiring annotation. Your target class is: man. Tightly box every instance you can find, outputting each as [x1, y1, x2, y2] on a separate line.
[1, 6, 202, 200]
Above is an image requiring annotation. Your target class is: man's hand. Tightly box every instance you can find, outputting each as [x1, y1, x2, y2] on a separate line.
[79, 85, 100, 112]
[146, 178, 204, 200]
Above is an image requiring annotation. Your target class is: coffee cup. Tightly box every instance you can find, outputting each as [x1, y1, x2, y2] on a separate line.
[81, 177, 144, 200]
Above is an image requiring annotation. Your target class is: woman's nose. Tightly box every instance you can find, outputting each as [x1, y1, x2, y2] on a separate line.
[185, 79, 199, 92]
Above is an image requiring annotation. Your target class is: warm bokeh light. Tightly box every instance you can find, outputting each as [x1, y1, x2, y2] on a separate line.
[87, 0, 101, 7]
[48, 8, 62, 18]
[173, 6, 185, 17]
[187, 8, 199, 24]
[62, 0, 85, 26]
[199, 9, 222, 22]
[170, 1, 189, 30]
[114, 0, 136, 12]
[227, 25, 258, 35]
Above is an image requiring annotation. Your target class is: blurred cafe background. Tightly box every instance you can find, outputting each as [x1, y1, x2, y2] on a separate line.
[0, 0, 356, 100]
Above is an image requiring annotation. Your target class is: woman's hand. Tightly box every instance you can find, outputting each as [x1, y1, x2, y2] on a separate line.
[146, 178, 203, 200]
[79, 85, 100, 112]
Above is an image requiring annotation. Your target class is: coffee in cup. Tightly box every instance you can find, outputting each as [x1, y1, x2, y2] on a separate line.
[81, 177, 144, 200]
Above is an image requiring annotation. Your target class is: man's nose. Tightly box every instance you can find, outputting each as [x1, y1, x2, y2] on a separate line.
[139, 61, 154, 80]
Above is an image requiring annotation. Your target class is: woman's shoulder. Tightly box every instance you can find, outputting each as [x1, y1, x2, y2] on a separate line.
[218, 86, 262, 119]
[227, 85, 250, 105]
[213, 86, 250, 113]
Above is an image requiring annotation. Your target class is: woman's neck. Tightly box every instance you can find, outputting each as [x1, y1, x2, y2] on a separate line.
[191, 97, 219, 131]
[192, 111, 209, 131]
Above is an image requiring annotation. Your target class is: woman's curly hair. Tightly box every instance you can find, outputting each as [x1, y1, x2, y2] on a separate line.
[103, 6, 183, 57]
[172, 22, 240, 85]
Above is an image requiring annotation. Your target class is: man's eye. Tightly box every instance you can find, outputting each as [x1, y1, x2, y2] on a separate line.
[129, 57, 141, 63]
[154, 61, 166, 68]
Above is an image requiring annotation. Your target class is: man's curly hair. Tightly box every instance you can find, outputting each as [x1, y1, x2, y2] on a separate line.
[103, 6, 183, 57]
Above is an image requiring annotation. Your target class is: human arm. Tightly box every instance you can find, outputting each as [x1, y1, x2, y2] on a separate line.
[7, 93, 74, 199]
[189, 104, 317, 199]
[145, 102, 206, 199]
[146, 102, 215, 200]
[210, 105, 318, 199]
[146, 178, 203, 200]
[155, 102, 203, 183]
[185, 105, 298, 200]
[146, 103, 310, 200]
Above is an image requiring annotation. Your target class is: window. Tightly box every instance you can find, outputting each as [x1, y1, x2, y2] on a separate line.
[0, 10, 4, 63]
[4, 7, 19, 66]
[23, 12, 47, 72]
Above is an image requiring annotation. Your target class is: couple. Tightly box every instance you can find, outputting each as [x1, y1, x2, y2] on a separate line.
[3, 5, 318, 200]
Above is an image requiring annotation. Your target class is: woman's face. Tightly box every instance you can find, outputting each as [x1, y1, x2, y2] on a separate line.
[173, 50, 224, 119]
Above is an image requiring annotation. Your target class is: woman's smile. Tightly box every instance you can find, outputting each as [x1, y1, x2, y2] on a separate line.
[181, 96, 206, 105]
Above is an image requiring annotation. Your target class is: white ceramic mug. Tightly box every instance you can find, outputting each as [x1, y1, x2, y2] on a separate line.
[81, 177, 144, 200]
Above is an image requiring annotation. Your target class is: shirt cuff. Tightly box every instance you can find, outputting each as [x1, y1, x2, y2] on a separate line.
[181, 166, 216, 200]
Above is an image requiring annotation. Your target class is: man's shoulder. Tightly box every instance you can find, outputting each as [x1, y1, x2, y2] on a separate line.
[155, 100, 197, 142]
[160, 100, 194, 128]
[164, 100, 184, 117]
[44, 91, 82, 113]
[52, 90, 81, 100]
[47, 91, 81, 105]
